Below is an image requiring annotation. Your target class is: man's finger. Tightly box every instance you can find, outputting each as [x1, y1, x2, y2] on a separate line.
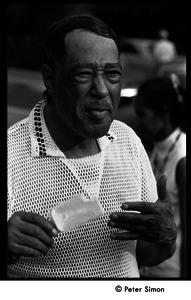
[109, 211, 149, 224]
[108, 220, 146, 233]
[19, 212, 58, 237]
[17, 232, 50, 255]
[157, 174, 169, 201]
[121, 201, 156, 214]
[20, 223, 54, 247]
[110, 232, 140, 240]
[10, 243, 43, 257]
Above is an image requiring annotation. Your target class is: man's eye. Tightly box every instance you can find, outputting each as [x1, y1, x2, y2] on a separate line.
[105, 70, 121, 81]
[74, 71, 93, 78]
[107, 71, 121, 76]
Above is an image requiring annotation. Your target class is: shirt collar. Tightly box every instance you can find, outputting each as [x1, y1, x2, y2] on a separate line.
[29, 100, 117, 158]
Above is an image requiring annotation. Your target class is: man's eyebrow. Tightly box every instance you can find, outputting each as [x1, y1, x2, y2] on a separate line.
[104, 63, 122, 69]
[70, 62, 122, 71]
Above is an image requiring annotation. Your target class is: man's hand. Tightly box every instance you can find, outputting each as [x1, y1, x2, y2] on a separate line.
[7, 211, 58, 264]
[108, 174, 177, 245]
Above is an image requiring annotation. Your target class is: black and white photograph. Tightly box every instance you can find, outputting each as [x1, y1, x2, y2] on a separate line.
[5, 3, 188, 299]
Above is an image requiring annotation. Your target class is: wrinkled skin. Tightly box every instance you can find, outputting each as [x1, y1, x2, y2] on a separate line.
[42, 30, 122, 145]
[108, 175, 177, 245]
[7, 212, 58, 264]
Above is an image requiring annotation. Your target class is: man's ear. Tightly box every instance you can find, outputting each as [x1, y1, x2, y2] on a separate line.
[41, 64, 55, 95]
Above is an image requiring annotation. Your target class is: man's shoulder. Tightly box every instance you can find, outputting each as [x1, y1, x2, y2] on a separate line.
[111, 119, 139, 140]
[8, 117, 29, 139]
[175, 132, 186, 157]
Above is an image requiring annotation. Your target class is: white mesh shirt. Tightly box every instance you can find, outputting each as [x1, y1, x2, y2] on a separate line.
[7, 100, 157, 278]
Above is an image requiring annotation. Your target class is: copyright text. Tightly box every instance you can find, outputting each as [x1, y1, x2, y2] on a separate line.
[115, 285, 165, 293]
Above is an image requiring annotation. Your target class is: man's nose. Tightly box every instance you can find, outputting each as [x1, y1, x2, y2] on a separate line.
[91, 73, 109, 98]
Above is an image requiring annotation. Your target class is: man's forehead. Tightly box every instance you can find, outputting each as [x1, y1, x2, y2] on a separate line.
[65, 29, 118, 51]
[64, 29, 119, 68]
[70, 62, 122, 72]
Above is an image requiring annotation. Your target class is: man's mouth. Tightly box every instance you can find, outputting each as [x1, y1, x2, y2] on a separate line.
[86, 105, 111, 120]
[87, 110, 109, 120]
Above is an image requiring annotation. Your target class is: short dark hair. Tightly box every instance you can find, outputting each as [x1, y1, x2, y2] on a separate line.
[42, 14, 120, 70]
[136, 77, 186, 132]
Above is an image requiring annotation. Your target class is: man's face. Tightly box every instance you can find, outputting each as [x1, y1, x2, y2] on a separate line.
[134, 98, 164, 142]
[52, 29, 121, 139]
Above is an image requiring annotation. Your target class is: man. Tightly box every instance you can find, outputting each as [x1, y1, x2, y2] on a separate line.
[153, 29, 176, 64]
[152, 29, 177, 76]
[7, 14, 177, 278]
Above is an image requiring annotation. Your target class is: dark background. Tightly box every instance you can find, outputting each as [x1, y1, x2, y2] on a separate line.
[7, 3, 186, 70]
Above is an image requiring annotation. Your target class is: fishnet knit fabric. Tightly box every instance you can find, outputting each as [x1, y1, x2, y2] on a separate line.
[7, 100, 157, 278]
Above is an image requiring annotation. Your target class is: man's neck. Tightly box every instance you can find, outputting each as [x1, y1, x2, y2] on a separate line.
[154, 123, 177, 143]
[63, 139, 100, 159]
[44, 104, 100, 159]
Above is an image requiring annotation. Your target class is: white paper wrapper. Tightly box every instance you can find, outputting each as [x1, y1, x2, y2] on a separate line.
[50, 193, 105, 232]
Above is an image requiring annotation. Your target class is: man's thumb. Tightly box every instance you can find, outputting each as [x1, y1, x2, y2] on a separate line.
[157, 174, 168, 201]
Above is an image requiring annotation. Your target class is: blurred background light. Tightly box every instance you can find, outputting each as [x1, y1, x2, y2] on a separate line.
[121, 88, 137, 97]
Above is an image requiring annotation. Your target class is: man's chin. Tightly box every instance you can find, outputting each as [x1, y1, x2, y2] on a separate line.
[82, 121, 112, 139]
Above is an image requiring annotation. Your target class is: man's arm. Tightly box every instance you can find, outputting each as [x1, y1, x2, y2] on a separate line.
[136, 239, 176, 267]
[108, 175, 177, 266]
[176, 157, 186, 277]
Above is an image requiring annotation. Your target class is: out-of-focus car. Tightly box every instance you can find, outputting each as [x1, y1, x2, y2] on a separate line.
[119, 37, 155, 62]
[115, 38, 156, 130]
[156, 56, 186, 88]
[8, 68, 44, 128]
[119, 37, 186, 92]
[119, 38, 155, 91]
